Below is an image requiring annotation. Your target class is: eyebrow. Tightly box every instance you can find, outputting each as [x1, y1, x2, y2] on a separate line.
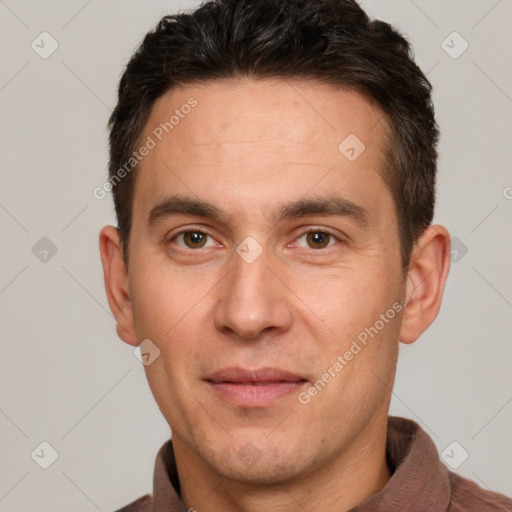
[147, 194, 370, 229]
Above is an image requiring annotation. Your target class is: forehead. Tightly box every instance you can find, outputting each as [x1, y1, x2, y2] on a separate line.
[133, 78, 391, 225]
[145, 77, 386, 150]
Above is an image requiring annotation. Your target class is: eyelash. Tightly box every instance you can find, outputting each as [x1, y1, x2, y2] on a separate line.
[167, 227, 344, 252]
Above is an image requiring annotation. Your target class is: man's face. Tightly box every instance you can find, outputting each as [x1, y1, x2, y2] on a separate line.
[126, 79, 406, 483]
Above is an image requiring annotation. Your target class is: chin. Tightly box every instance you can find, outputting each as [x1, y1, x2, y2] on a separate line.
[200, 439, 318, 487]
[214, 459, 309, 487]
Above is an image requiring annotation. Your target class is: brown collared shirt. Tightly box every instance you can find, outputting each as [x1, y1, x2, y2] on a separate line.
[115, 416, 512, 512]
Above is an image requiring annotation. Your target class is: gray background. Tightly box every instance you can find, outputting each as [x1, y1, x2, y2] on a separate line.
[1, 0, 511, 510]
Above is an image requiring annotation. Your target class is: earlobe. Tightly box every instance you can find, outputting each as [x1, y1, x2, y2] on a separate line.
[399, 225, 451, 344]
[99, 226, 139, 347]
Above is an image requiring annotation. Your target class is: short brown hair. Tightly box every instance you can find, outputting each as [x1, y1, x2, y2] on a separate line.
[108, 0, 439, 270]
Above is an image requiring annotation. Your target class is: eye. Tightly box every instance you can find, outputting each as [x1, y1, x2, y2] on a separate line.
[171, 230, 217, 249]
[295, 230, 339, 250]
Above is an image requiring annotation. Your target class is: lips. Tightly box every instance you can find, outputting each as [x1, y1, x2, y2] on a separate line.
[205, 367, 306, 384]
[204, 367, 308, 407]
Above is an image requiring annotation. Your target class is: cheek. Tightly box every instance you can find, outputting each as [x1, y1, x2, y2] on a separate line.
[130, 259, 205, 337]
[134, 271, 212, 425]
[130, 265, 215, 375]
[290, 266, 389, 342]
[291, 264, 402, 396]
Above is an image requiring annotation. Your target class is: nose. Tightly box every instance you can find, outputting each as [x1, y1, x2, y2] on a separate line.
[213, 244, 294, 340]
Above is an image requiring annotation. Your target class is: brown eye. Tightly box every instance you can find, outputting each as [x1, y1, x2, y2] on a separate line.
[184, 232, 207, 248]
[292, 229, 343, 251]
[173, 231, 215, 249]
[306, 231, 331, 249]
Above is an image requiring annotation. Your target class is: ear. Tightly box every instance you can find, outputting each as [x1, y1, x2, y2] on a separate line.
[99, 225, 139, 346]
[399, 224, 451, 344]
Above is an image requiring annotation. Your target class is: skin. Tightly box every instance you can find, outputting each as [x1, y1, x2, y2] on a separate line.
[99, 78, 451, 512]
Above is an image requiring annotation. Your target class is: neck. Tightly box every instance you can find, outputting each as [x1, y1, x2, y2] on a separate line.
[174, 416, 391, 512]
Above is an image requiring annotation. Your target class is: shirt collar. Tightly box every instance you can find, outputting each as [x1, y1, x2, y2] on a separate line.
[151, 416, 451, 512]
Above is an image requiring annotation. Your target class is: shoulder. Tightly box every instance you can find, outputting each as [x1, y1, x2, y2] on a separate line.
[113, 494, 154, 512]
[448, 472, 512, 511]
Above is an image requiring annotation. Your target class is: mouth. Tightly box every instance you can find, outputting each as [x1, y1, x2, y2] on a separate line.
[204, 367, 308, 407]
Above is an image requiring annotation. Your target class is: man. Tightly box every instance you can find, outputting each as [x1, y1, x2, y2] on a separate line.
[99, 0, 512, 510]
